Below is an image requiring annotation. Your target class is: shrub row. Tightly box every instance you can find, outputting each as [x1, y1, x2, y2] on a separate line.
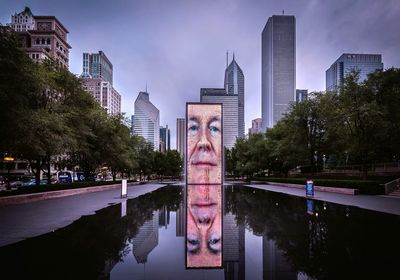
[0, 180, 139, 197]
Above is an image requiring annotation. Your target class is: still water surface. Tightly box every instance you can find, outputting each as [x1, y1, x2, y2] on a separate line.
[0, 185, 399, 279]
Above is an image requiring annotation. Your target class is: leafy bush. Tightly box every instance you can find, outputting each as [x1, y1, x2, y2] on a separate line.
[0, 180, 138, 197]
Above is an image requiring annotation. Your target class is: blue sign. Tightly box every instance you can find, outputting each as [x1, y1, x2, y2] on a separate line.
[75, 172, 85, 182]
[306, 180, 314, 196]
[58, 172, 72, 183]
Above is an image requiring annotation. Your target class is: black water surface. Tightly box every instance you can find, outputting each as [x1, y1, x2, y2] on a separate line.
[0, 185, 399, 280]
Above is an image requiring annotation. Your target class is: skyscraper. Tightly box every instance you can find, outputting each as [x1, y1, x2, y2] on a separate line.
[248, 118, 263, 135]
[81, 51, 121, 115]
[225, 54, 245, 138]
[8, 7, 71, 69]
[133, 92, 160, 151]
[176, 118, 186, 158]
[82, 51, 113, 84]
[200, 55, 244, 149]
[326, 53, 383, 92]
[296, 89, 308, 102]
[159, 125, 171, 153]
[82, 78, 121, 115]
[262, 15, 296, 129]
[200, 88, 238, 149]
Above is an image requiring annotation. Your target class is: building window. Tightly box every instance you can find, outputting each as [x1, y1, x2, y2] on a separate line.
[41, 38, 45, 44]
[47, 38, 50, 44]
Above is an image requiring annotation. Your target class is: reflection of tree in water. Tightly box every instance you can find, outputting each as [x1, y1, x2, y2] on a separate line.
[0, 186, 182, 280]
[225, 186, 400, 279]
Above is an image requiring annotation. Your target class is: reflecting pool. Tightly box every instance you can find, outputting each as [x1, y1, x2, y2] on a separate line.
[0, 185, 399, 279]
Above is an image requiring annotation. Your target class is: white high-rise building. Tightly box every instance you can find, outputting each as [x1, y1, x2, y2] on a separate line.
[133, 92, 160, 151]
[224, 54, 245, 138]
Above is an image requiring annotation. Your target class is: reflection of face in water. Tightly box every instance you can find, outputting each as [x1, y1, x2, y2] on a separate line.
[187, 185, 222, 267]
[187, 104, 222, 184]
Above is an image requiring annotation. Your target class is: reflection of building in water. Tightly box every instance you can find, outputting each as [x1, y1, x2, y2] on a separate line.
[263, 236, 297, 280]
[224, 212, 245, 280]
[176, 202, 184, 237]
[158, 205, 170, 229]
[131, 210, 159, 264]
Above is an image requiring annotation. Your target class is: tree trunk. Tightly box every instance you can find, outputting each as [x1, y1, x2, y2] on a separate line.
[46, 154, 51, 184]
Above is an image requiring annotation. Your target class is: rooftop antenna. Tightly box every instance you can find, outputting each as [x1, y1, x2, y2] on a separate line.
[282, 9, 285, 15]
[145, 82, 147, 93]
[226, 50, 228, 68]
[233, 51, 235, 61]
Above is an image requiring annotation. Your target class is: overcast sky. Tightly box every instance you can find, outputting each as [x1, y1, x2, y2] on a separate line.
[1, 0, 399, 149]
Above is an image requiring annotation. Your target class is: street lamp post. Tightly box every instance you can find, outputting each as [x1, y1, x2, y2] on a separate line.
[4, 156, 15, 190]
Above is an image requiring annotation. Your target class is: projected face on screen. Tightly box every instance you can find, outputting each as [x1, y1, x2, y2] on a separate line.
[186, 104, 222, 184]
[186, 185, 222, 268]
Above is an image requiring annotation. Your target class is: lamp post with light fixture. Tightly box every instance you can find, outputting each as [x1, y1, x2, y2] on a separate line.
[3, 156, 15, 190]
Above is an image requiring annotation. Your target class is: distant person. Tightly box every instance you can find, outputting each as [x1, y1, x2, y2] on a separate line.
[187, 104, 222, 184]
[186, 184, 222, 267]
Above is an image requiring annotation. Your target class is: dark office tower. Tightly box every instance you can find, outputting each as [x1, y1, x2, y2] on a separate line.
[296, 89, 308, 102]
[159, 125, 170, 153]
[262, 15, 296, 130]
[225, 54, 245, 138]
[82, 51, 113, 85]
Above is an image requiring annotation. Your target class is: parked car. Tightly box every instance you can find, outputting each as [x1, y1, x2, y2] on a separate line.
[21, 179, 49, 187]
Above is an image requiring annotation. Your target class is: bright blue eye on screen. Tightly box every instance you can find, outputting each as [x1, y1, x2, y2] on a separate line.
[189, 125, 199, 132]
[209, 126, 219, 133]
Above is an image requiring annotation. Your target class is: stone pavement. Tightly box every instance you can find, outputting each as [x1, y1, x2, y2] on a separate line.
[248, 183, 400, 216]
[0, 183, 166, 247]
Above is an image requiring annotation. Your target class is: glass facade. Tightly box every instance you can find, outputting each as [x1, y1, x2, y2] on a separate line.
[325, 54, 383, 92]
[262, 15, 296, 129]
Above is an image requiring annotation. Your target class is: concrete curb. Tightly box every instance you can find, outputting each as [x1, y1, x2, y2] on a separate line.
[252, 181, 359, 195]
[0, 183, 125, 207]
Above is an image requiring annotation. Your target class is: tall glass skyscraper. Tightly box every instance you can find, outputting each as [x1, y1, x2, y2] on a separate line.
[133, 92, 160, 151]
[326, 53, 383, 92]
[262, 15, 296, 130]
[224, 55, 245, 138]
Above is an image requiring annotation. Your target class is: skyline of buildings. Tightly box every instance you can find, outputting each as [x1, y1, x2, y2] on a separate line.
[133, 91, 160, 151]
[4, 7, 395, 149]
[326, 53, 383, 92]
[262, 15, 296, 131]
